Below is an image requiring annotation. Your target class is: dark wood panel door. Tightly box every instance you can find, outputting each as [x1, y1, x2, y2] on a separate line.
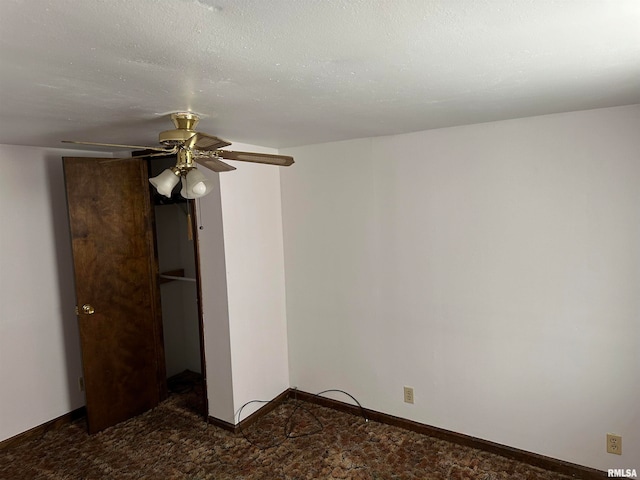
[63, 157, 167, 433]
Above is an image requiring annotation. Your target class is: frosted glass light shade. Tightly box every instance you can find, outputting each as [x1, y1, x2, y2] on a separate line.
[149, 168, 180, 197]
[180, 169, 213, 199]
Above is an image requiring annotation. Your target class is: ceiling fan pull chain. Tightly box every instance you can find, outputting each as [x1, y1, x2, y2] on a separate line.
[187, 210, 193, 241]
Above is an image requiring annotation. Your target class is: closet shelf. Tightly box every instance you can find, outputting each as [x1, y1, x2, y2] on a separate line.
[159, 269, 196, 284]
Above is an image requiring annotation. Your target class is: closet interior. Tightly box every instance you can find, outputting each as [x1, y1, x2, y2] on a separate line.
[150, 157, 206, 415]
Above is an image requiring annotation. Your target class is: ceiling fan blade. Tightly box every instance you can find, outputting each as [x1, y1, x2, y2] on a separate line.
[99, 148, 179, 163]
[133, 147, 179, 158]
[216, 150, 294, 167]
[62, 140, 173, 153]
[99, 157, 134, 164]
[194, 156, 237, 172]
[186, 132, 232, 151]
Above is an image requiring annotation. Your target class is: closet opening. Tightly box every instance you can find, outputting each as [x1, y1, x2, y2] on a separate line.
[149, 157, 207, 418]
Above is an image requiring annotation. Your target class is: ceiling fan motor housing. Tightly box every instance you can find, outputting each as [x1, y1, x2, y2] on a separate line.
[159, 112, 200, 146]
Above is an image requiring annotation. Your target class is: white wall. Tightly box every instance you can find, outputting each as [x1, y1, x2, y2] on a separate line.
[280, 105, 640, 471]
[0, 145, 110, 442]
[197, 142, 290, 423]
[195, 172, 235, 423]
[219, 143, 290, 421]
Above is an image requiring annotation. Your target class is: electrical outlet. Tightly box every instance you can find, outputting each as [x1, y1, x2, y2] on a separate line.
[607, 433, 622, 455]
[78, 377, 85, 392]
[403, 386, 414, 404]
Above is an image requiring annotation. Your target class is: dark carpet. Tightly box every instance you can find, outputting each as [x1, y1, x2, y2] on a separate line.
[0, 389, 578, 479]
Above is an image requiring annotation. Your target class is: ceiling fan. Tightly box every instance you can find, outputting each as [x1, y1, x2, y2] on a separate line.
[62, 112, 294, 199]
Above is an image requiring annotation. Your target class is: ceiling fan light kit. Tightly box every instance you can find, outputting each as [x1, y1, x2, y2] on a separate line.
[180, 169, 214, 199]
[63, 112, 295, 199]
[148, 167, 181, 198]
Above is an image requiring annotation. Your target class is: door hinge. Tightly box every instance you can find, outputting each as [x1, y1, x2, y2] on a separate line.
[75, 305, 79, 316]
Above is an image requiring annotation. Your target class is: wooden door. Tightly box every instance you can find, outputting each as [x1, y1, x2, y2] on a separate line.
[63, 157, 167, 433]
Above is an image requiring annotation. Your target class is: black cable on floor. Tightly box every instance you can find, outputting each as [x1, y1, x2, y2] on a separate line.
[235, 388, 367, 450]
[310, 389, 368, 423]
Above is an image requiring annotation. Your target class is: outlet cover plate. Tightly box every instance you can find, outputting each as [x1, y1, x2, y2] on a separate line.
[607, 433, 622, 455]
[403, 386, 414, 404]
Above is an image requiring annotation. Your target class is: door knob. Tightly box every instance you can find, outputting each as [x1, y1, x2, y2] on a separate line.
[82, 304, 95, 315]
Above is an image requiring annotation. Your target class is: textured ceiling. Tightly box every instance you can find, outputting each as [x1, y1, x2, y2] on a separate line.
[1, 0, 639, 150]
